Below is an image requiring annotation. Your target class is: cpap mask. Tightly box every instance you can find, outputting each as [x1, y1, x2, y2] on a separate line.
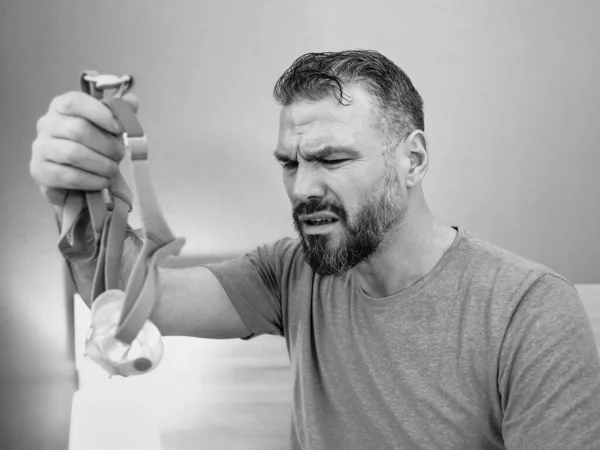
[57, 71, 185, 377]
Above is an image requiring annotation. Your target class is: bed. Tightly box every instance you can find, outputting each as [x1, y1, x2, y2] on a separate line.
[68, 275, 600, 450]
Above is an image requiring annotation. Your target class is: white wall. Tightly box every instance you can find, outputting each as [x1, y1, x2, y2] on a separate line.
[1, 0, 599, 296]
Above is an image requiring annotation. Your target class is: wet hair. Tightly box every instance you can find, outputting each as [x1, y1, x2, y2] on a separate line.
[273, 49, 424, 144]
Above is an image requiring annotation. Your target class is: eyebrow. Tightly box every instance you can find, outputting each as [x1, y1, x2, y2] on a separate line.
[273, 145, 361, 163]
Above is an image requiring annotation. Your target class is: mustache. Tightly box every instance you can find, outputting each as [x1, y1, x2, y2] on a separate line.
[293, 199, 347, 221]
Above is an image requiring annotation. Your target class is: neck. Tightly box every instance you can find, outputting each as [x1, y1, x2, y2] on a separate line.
[352, 189, 457, 298]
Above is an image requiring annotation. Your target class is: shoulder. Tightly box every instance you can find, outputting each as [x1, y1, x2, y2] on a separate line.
[251, 236, 304, 267]
[246, 236, 311, 282]
[461, 228, 566, 278]
[449, 228, 584, 339]
[456, 227, 575, 294]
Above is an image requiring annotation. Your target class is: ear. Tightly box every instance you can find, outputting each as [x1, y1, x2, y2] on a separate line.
[403, 130, 429, 188]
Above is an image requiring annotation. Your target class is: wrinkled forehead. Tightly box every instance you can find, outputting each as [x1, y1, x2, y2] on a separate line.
[276, 86, 383, 155]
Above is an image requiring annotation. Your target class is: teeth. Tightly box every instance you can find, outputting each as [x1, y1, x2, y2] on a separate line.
[309, 218, 334, 224]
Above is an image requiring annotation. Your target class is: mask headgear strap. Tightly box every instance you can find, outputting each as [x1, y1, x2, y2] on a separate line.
[102, 96, 185, 344]
[59, 71, 185, 348]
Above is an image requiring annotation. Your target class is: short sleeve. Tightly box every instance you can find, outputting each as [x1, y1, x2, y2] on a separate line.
[204, 237, 301, 339]
[499, 274, 600, 449]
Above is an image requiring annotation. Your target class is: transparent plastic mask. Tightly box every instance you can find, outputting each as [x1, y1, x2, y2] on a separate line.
[84, 290, 164, 377]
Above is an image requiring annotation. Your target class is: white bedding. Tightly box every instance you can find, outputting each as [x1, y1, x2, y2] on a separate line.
[576, 284, 600, 351]
[68, 285, 600, 450]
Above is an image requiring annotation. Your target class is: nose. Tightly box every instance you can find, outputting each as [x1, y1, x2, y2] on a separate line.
[290, 162, 325, 204]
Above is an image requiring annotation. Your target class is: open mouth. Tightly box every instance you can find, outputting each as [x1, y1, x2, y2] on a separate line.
[304, 217, 339, 226]
[301, 217, 340, 234]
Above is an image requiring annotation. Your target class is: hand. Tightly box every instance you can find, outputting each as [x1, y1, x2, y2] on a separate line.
[30, 91, 139, 208]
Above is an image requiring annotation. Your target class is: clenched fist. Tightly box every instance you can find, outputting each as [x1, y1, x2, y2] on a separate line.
[30, 90, 139, 210]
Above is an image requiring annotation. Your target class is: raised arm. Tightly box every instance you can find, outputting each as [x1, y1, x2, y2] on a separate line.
[30, 90, 250, 339]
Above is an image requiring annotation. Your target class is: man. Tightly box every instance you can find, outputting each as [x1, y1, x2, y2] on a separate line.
[30, 50, 600, 449]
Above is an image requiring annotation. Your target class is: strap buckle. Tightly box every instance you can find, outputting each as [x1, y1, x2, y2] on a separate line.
[124, 135, 149, 161]
[80, 71, 133, 100]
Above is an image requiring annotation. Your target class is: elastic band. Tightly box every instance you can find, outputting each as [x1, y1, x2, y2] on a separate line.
[102, 96, 185, 344]
[104, 197, 129, 290]
[59, 71, 184, 349]
[91, 215, 111, 301]
[115, 237, 185, 343]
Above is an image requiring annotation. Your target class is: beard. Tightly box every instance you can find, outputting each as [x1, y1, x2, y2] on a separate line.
[292, 161, 405, 276]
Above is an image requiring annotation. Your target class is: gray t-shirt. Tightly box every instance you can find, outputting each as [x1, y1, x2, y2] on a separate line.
[205, 227, 600, 449]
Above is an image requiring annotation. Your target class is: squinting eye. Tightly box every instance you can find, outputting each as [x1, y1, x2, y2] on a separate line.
[323, 159, 350, 166]
[281, 161, 298, 170]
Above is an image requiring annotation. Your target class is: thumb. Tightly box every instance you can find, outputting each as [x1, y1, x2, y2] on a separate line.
[121, 93, 139, 114]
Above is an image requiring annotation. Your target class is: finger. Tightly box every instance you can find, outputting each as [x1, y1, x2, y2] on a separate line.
[49, 91, 122, 135]
[47, 115, 126, 163]
[40, 160, 111, 192]
[43, 138, 120, 179]
[120, 93, 139, 114]
[30, 139, 113, 191]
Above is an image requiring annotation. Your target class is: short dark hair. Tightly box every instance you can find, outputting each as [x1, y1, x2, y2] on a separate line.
[273, 49, 424, 143]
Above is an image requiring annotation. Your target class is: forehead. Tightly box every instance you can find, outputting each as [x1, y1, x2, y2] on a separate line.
[275, 84, 385, 155]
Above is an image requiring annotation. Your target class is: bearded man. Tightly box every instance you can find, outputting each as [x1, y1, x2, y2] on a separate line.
[30, 50, 600, 449]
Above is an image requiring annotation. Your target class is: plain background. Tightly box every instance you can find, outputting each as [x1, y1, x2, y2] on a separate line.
[2, 0, 600, 288]
[0, 0, 598, 448]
